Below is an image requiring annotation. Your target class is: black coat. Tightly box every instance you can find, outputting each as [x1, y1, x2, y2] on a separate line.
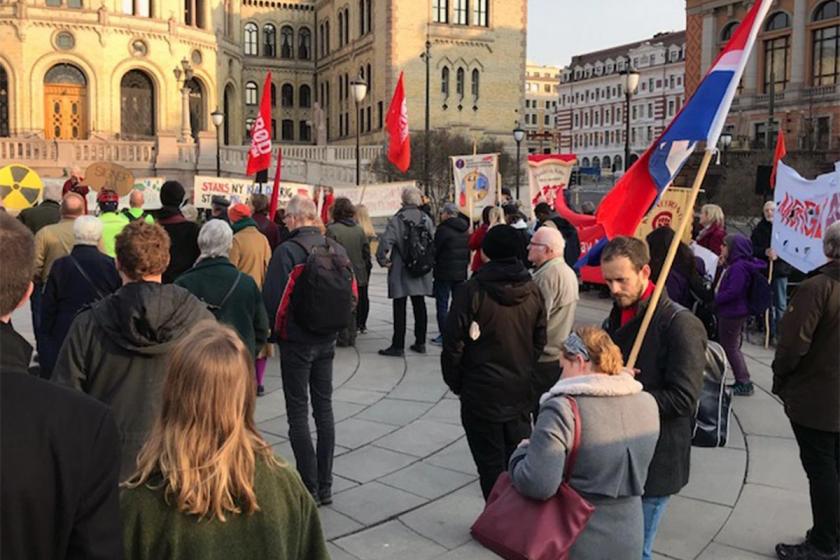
[1, 321, 122, 560]
[434, 217, 470, 282]
[547, 215, 582, 268]
[604, 294, 707, 497]
[157, 210, 200, 284]
[750, 218, 792, 279]
[40, 245, 121, 376]
[17, 199, 61, 235]
[441, 259, 547, 421]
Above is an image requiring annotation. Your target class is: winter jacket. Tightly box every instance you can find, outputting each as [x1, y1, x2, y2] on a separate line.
[17, 199, 60, 235]
[119, 456, 329, 560]
[230, 218, 272, 289]
[772, 260, 840, 432]
[696, 223, 726, 255]
[175, 257, 269, 359]
[509, 373, 660, 559]
[531, 256, 579, 362]
[468, 224, 489, 273]
[604, 292, 707, 497]
[51, 282, 213, 479]
[263, 226, 349, 345]
[2, 321, 122, 560]
[664, 266, 712, 310]
[40, 245, 121, 376]
[253, 211, 281, 251]
[545, 214, 582, 268]
[34, 218, 76, 282]
[156, 208, 200, 284]
[327, 219, 372, 287]
[441, 258, 547, 422]
[376, 205, 434, 299]
[99, 211, 130, 257]
[0, 320, 35, 376]
[751, 217, 792, 279]
[433, 216, 470, 282]
[715, 235, 767, 319]
[510, 219, 532, 269]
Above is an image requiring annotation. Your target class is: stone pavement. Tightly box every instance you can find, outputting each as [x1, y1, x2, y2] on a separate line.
[11, 269, 811, 559]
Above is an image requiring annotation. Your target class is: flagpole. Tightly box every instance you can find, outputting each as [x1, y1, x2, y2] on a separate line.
[764, 259, 774, 348]
[627, 149, 715, 369]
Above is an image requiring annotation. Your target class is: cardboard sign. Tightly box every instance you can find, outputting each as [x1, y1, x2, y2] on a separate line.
[339, 181, 416, 218]
[635, 187, 693, 243]
[0, 164, 43, 211]
[84, 162, 135, 196]
[193, 176, 313, 209]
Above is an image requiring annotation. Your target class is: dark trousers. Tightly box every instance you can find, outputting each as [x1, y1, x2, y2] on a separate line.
[532, 360, 562, 419]
[31, 281, 44, 368]
[357, 284, 370, 330]
[434, 279, 463, 335]
[792, 421, 840, 555]
[392, 295, 427, 349]
[461, 405, 531, 500]
[718, 315, 751, 384]
[279, 340, 336, 499]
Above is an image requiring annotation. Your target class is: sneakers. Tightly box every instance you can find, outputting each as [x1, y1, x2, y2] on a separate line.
[318, 492, 333, 506]
[410, 343, 426, 354]
[776, 541, 839, 560]
[732, 381, 755, 396]
[430, 335, 443, 346]
[257, 385, 265, 397]
[378, 346, 404, 357]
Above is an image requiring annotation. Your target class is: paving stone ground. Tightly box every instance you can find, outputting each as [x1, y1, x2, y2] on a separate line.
[12, 269, 811, 559]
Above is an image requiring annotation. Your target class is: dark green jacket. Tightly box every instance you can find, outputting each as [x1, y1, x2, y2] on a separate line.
[120, 456, 329, 560]
[17, 200, 61, 235]
[327, 219, 371, 286]
[175, 257, 269, 358]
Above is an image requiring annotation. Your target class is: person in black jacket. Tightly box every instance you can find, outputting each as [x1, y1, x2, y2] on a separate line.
[39, 216, 121, 378]
[0, 213, 123, 560]
[431, 203, 470, 345]
[17, 182, 62, 235]
[534, 202, 581, 267]
[600, 236, 707, 560]
[442, 224, 547, 500]
[751, 200, 791, 342]
[155, 180, 200, 283]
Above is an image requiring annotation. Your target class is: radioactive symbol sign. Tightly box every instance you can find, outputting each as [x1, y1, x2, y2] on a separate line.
[0, 164, 43, 211]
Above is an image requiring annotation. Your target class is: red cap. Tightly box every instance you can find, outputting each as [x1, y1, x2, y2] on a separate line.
[97, 189, 119, 204]
[229, 203, 252, 223]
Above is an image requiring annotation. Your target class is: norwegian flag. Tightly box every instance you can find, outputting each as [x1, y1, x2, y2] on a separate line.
[246, 72, 273, 176]
[386, 72, 411, 173]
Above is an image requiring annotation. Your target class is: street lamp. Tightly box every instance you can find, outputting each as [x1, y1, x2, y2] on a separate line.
[350, 75, 368, 186]
[512, 122, 526, 201]
[211, 108, 224, 177]
[622, 66, 640, 171]
[718, 131, 732, 166]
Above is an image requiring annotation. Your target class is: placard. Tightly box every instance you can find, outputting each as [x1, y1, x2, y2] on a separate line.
[337, 181, 416, 218]
[193, 176, 313, 209]
[452, 154, 498, 219]
[84, 162, 135, 196]
[635, 187, 693, 244]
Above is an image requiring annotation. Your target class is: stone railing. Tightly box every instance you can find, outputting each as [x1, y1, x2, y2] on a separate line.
[219, 145, 377, 186]
[68, 140, 156, 165]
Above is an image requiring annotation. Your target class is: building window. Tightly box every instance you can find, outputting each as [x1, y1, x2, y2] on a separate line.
[344, 9, 350, 46]
[120, 69, 155, 138]
[244, 23, 258, 56]
[183, 0, 204, 27]
[281, 83, 293, 107]
[0, 66, 8, 137]
[359, 0, 366, 36]
[754, 122, 768, 148]
[319, 23, 325, 57]
[471, 69, 479, 98]
[454, 0, 468, 25]
[245, 81, 258, 105]
[271, 118, 277, 140]
[325, 20, 330, 53]
[721, 21, 739, 43]
[300, 120, 311, 142]
[263, 24, 276, 57]
[282, 119, 294, 140]
[299, 27, 311, 59]
[456, 67, 465, 97]
[544, 115, 550, 126]
[812, 1, 840, 85]
[816, 115, 831, 148]
[378, 101, 383, 129]
[280, 26, 293, 59]
[300, 84, 311, 108]
[245, 118, 254, 139]
[122, 0, 150, 16]
[766, 11, 791, 31]
[270, 83, 276, 107]
[764, 35, 790, 92]
[338, 11, 344, 46]
[433, 0, 448, 23]
[473, 0, 487, 26]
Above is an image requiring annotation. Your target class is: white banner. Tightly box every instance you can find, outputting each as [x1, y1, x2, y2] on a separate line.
[528, 154, 576, 213]
[452, 154, 498, 219]
[772, 161, 840, 274]
[192, 176, 313, 209]
[335, 181, 416, 218]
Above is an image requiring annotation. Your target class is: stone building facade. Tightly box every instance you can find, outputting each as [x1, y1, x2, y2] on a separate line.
[523, 62, 560, 154]
[555, 31, 686, 176]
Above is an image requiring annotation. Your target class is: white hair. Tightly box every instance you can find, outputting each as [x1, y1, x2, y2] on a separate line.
[763, 200, 776, 211]
[74, 216, 103, 246]
[286, 195, 318, 221]
[535, 226, 566, 255]
[197, 219, 233, 261]
[401, 186, 423, 206]
[825, 221, 840, 260]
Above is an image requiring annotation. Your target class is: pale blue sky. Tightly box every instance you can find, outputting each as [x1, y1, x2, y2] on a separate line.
[527, 0, 686, 67]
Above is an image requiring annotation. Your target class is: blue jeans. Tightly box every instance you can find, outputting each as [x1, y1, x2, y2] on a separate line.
[642, 495, 671, 560]
[770, 276, 788, 337]
[434, 279, 463, 335]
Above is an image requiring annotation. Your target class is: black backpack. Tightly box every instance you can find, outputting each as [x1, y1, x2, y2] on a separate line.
[290, 239, 355, 335]
[398, 212, 435, 277]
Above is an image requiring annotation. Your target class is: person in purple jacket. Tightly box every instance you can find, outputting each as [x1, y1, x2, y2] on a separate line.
[715, 234, 766, 396]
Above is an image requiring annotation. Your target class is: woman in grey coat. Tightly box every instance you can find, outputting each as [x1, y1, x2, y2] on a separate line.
[376, 186, 434, 357]
[509, 327, 660, 559]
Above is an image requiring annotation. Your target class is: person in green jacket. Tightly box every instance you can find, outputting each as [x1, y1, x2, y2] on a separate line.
[121, 190, 155, 224]
[120, 321, 329, 560]
[175, 219, 268, 362]
[97, 189, 129, 257]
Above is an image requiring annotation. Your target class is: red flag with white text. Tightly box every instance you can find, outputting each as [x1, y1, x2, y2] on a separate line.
[246, 72, 273, 176]
[770, 128, 787, 189]
[386, 72, 411, 173]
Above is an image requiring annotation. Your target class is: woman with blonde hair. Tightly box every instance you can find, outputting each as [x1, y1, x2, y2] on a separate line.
[696, 203, 726, 255]
[355, 204, 376, 332]
[508, 326, 660, 559]
[120, 321, 329, 560]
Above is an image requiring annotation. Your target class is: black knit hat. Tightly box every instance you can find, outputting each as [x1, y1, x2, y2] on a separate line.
[482, 224, 521, 261]
[160, 180, 186, 207]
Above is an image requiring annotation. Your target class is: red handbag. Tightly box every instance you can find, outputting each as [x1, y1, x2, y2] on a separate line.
[470, 397, 594, 560]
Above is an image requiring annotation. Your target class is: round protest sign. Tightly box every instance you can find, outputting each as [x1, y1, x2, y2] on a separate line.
[0, 164, 43, 211]
[84, 162, 135, 196]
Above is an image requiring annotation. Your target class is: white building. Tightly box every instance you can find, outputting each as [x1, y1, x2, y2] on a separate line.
[556, 31, 686, 175]
[524, 62, 561, 154]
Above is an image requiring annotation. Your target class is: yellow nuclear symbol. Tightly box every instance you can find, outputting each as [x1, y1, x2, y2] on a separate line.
[0, 164, 43, 210]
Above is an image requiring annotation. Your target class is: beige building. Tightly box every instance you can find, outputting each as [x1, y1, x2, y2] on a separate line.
[523, 62, 560, 154]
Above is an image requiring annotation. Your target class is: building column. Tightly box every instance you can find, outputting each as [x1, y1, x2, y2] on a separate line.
[700, 11, 715, 76]
[790, 0, 807, 90]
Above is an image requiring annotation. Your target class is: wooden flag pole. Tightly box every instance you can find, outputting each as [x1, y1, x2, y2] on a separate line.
[764, 259, 774, 349]
[627, 149, 715, 369]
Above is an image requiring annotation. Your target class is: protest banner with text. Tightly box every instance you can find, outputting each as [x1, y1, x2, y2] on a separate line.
[193, 176, 313, 209]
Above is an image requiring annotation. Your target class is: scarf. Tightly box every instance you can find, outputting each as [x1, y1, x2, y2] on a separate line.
[232, 217, 258, 234]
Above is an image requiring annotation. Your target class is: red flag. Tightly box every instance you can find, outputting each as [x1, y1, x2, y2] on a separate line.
[246, 72, 273, 176]
[770, 127, 787, 189]
[268, 146, 282, 222]
[385, 72, 410, 173]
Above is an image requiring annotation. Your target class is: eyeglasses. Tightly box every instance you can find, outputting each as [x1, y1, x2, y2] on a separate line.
[528, 242, 549, 249]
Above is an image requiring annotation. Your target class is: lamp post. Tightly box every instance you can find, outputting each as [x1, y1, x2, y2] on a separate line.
[350, 75, 368, 186]
[512, 122, 525, 201]
[211, 108, 224, 177]
[622, 67, 640, 171]
[719, 131, 732, 167]
[173, 58, 195, 142]
[421, 40, 431, 196]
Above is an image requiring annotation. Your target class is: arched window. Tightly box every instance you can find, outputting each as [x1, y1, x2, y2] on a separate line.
[581, 157, 590, 168]
[343, 8, 350, 46]
[299, 84, 311, 107]
[812, 1, 840, 85]
[441, 67, 449, 96]
[613, 155, 623, 171]
[338, 11, 344, 46]
[318, 22, 325, 57]
[456, 67, 465, 97]
[244, 22, 258, 56]
[280, 26, 293, 59]
[720, 21, 739, 42]
[471, 68, 480, 98]
[602, 155, 611, 169]
[120, 69, 155, 139]
[0, 66, 8, 137]
[263, 24, 276, 57]
[281, 83, 294, 107]
[325, 20, 330, 53]
[592, 156, 600, 169]
[765, 11, 791, 31]
[298, 27, 311, 59]
[245, 81, 258, 105]
[270, 83, 277, 107]
[185, 77, 204, 138]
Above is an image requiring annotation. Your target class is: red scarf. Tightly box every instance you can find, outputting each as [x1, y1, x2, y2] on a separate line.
[620, 281, 655, 327]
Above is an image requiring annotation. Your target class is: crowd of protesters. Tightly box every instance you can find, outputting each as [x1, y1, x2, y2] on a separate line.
[0, 173, 837, 560]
